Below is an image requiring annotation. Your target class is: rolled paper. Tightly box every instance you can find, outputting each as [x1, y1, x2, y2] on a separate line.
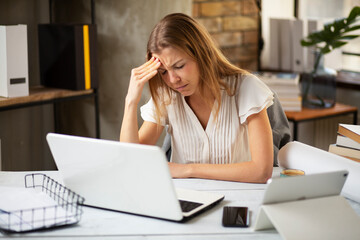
[278, 141, 360, 203]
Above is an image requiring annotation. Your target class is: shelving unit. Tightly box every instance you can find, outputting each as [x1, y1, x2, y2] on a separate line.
[47, 0, 100, 138]
[0, 0, 100, 171]
[0, 86, 100, 138]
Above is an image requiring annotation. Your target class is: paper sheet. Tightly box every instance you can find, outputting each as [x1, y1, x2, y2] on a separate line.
[278, 141, 360, 203]
[0, 186, 75, 232]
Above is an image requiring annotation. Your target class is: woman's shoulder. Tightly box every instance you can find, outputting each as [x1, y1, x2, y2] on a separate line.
[222, 73, 263, 94]
[238, 73, 262, 85]
[235, 73, 274, 123]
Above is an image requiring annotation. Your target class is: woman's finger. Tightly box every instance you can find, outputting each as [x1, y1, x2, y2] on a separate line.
[141, 69, 159, 83]
[126, 57, 160, 105]
[137, 60, 160, 80]
[134, 58, 160, 77]
[134, 57, 157, 73]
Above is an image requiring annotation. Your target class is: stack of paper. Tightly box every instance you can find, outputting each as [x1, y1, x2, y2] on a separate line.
[0, 186, 76, 232]
[257, 72, 302, 112]
[329, 124, 360, 162]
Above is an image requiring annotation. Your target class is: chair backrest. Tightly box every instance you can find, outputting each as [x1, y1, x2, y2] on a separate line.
[161, 91, 291, 166]
[267, 91, 291, 166]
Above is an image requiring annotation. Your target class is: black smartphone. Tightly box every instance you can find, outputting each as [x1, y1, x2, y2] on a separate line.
[222, 206, 249, 227]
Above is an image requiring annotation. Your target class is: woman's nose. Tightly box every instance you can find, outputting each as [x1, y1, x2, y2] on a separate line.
[169, 71, 180, 83]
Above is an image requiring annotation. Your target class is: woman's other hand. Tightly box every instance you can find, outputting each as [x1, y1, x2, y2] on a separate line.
[168, 162, 192, 178]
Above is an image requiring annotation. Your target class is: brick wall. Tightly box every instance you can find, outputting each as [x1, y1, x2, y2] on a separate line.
[193, 0, 259, 71]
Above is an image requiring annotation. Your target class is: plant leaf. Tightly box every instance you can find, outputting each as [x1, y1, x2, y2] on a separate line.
[343, 25, 360, 33]
[337, 35, 359, 40]
[330, 41, 347, 49]
[333, 18, 347, 32]
[300, 39, 316, 46]
[348, 6, 360, 22]
[301, 6, 360, 53]
[320, 45, 332, 54]
[306, 31, 326, 44]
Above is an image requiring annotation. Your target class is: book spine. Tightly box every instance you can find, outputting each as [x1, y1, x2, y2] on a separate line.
[329, 144, 360, 159]
[83, 25, 91, 90]
[75, 25, 85, 90]
[338, 125, 360, 144]
[89, 25, 98, 89]
[336, 135, 360, 151]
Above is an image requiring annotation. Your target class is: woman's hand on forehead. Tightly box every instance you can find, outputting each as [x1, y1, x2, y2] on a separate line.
[126, 57, 161, 105]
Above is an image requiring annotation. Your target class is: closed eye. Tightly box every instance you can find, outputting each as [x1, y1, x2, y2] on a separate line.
[175, 64, 184, 70]
[160, 70, 167, 75]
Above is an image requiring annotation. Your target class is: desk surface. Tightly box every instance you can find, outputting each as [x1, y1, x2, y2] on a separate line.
[1, 168, 360, 239]
[0, 86, 94, 109]
[285, 103, 358, 122]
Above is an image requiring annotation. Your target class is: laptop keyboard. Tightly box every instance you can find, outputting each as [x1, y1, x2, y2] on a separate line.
[179, 200, 203, 213]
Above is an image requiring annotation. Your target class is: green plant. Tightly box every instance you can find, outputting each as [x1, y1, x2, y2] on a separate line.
[301, 6, 360, 73]
[299, 6, 360, 108]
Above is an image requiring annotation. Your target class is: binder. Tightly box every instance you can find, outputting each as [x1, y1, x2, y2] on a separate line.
[38, 24, 98, 90]
[268, 18, 280, 70]
[291, 19, 304, 73]
[279, 19, 292, 71]
[0, 25, 29, 97]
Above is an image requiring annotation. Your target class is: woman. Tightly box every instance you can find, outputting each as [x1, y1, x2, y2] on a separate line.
[120, 13, 273, 183]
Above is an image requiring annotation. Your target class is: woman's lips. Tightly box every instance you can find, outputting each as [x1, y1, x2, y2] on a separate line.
[176, 84, 188, 91]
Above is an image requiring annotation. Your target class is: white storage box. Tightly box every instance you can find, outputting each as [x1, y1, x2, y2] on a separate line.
[0, 25, 29, 97]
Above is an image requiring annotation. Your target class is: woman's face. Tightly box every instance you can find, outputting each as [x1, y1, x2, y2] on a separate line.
[153, 47, 200, 97]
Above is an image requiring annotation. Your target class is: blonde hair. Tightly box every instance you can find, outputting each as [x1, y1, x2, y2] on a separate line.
[146, 13, 248, 123]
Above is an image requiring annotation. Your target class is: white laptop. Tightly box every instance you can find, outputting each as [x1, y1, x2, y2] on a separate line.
[46, 133, 224, 222]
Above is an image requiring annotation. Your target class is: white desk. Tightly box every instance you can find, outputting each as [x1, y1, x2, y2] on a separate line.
[1, 168, 359, 239]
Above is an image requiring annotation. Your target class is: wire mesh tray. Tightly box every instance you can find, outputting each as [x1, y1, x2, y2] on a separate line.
[0, 173, 85, 233]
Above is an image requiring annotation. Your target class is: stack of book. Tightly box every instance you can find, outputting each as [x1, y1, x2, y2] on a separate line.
[256, 72, 302, 112]
[328, 124, 360, 162]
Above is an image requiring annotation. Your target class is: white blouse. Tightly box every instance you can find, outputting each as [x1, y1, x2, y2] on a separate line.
[140, 74, 273, 164]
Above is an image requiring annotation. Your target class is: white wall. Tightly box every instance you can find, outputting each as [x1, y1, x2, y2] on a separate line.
[96, 0, 192, 141]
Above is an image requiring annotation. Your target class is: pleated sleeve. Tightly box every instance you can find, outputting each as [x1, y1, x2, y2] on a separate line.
[237, 74, 274, 124]
[140, 98, 167, 126]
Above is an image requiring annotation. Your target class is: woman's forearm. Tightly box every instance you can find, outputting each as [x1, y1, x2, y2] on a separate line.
[120, 100, 140, 143]
[190, 161, 272, 183]
[169, 161, 273, 183]
[120, 57, 160, 143]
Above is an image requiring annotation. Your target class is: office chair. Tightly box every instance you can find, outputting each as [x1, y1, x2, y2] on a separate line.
[161, 91, 291, 166]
